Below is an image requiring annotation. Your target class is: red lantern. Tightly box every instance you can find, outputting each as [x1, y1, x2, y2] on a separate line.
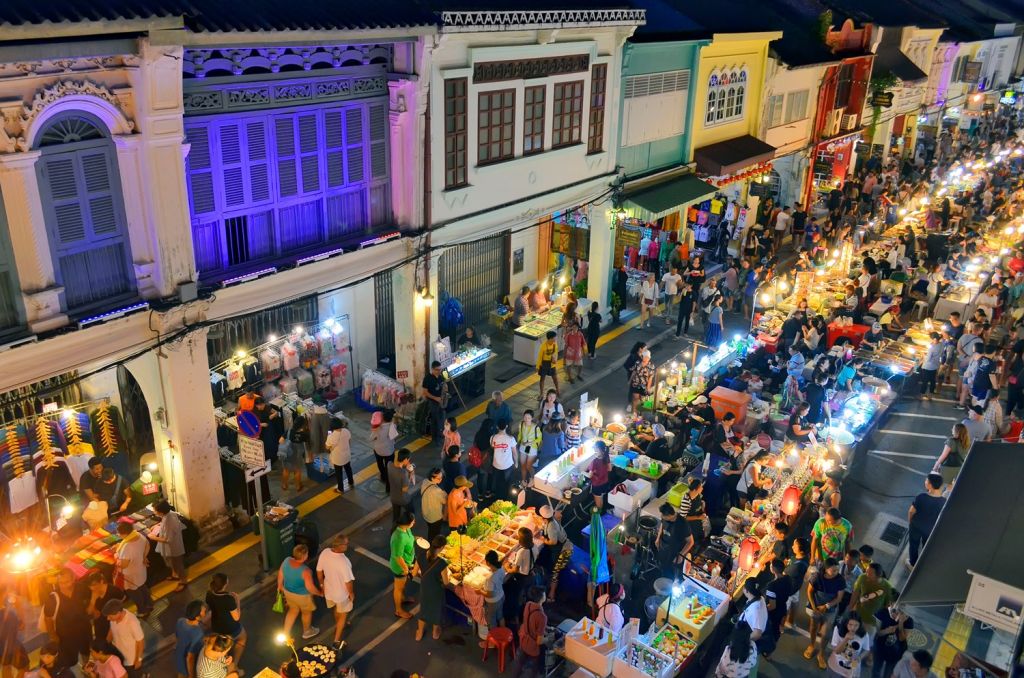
[738, 537, 760, 571]
[781, 485, 802, 516]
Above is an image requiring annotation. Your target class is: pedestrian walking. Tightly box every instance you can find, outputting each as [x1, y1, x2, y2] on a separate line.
[102, 600, 144, 678]
[414, 536, 449, 642]
[489, 420, 517, 500]
[152, 500, 187, 591]
[43, 568, 91, 669]
[676, 283, 695, 338]
[82, 640, 127, 678]
[277, 544, 322, 640]
[517, 411, 542, 486]
[37, 641, 74, 678]
[536, 330, 560, 399]
[446, 476, 474, 532]
[585, 301, 601, 358]
[316, 536, 355, 651]
[628, 349, 655, 413]
[639, 273, 659, 328]
[826, 613, 870, 677]
[173, 600, 207, 678]
[326, 418, 353, 494]
[662, 266, 682, 323]
[564, 323, 585, 383]
[84, 572, 125, 650]
[370, 410, 398, 493]
[513, 587, 548, 678]
[706, 294, 724, 346]
[714, 621, 758, 677]
[422, 361, 447, 443]
[205, 573, 246, 668]
[906, 473, 945, 568]
[194, 634, 238, 678]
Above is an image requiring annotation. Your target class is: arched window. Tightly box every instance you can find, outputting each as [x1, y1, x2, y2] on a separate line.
[725, 88, 736, 119]
[36, 112, 136, 314]
[716, 90, 727, 121]
[706, 88, 717, 124]
[734, 85, 745, 118]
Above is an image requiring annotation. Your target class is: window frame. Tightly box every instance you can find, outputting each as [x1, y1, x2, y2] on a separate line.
[588, 63, 608, 154]
[784, 89, 809, 124]
[704, 69, 747, 127]
[552, 80, 584, 149]
[477, 88, 516, 166]
[523, 85, 546, 155]
[765, 94, 784, 128]
[443, 78, 468, 190]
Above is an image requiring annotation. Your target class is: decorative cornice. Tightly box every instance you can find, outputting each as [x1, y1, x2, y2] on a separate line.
[441, 9, 645, 33]
[15, 80, 135, 151]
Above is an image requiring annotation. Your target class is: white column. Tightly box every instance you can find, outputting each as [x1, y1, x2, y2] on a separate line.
[0, 150, 67, 332]
[127, 40, 196, 299]
[586, 206, 615, 313]
[392, 259, 435, 392]
[152, 327, 227, 524]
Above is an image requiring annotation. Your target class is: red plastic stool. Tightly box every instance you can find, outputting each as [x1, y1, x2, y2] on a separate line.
[481, 626, 515, 672]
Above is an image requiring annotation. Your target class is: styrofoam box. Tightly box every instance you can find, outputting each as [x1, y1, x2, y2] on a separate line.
[612, 640, 676, 678]
[564, 618, 620, 677]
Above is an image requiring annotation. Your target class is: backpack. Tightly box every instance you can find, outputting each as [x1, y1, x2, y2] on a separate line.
[468, 445, 484, 468]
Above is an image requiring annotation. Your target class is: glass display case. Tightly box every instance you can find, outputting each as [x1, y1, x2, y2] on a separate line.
[533, 441, 599, 500]
[512, 308, 564, 364]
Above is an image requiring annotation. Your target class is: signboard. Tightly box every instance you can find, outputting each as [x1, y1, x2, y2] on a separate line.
[236, 410, 261, 438]
[433, 336, 453, 368]
[396, 370, 409, 379]
[870, 91, 894, 108]
[238, 435, 266, 469]
[244, 460, 271, 481]
[964, 573, 1024, 634]
[748, 181, 770, 197]
[963, 61, 982, 84]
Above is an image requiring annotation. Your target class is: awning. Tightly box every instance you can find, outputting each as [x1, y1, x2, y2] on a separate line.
[693, 135, 777, 177]
[873, 47, 928, 84]
[624, 174, 717, 221]
[900, 442, 1024, 607]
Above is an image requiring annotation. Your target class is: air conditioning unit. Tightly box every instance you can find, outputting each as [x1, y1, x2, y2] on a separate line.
[840, 113, 859, 131]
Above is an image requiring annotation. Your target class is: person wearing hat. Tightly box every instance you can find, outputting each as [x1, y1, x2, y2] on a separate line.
[446, 476, 474, 531]
[538, 505, 571, 599]
[861, 323, 885, 350]
[103, 599, 144, 677]
[690, 395, 716, 427]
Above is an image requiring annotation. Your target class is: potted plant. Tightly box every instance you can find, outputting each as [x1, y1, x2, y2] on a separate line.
[610, 292, 623, 324]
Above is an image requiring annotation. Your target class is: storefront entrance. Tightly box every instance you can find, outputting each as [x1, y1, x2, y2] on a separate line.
[438, 232, 510, 339]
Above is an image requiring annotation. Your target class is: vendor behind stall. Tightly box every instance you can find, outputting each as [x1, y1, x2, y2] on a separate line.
[655, 503, 694, 579]
[786, 402, 817, 447]
[861, 323, 884, 350]
[804, 372, 831, 425]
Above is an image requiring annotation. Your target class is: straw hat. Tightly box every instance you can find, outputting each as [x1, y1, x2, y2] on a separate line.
[454, 476, 473, 488]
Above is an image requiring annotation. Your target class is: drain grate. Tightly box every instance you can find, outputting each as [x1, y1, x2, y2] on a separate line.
[879, 521, 908, 547]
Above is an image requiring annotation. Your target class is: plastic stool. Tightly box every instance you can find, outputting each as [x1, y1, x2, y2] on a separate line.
[482, 626, 515, 672]
[912, 300, 929, 319]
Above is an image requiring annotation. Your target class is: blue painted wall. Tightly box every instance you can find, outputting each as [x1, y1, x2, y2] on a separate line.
[617, 39, 706, 178]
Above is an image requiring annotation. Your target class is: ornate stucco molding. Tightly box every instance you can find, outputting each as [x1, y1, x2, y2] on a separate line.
[14, 80, 135, 151]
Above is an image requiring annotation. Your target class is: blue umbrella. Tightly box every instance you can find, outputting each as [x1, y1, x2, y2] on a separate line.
[589, 508, 610, 585]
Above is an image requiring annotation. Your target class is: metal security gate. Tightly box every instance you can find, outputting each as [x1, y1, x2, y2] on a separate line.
[206, 296, 319, 366]
[374, 270, 396, 376]
[438, 232, 510, 338]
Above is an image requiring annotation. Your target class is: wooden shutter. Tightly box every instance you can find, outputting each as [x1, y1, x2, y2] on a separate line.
[41, 156, 86, 245]
[185, 124, 216, 215]
[246, 120, 271, 203]
[297, 113, 320, 194]
[324, 109, 346, 188]
[369, 103, 388, 179]
[275, 116, 298, 198]
[41, 149, 121, 246]
[219, 123, 246, 208]
[344, 108, 365, 183]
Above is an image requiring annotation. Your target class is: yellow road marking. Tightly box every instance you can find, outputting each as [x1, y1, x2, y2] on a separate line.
[159, 311, 645, 599]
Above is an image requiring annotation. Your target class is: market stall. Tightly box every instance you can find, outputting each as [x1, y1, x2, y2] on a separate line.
[512, 307, 565, 364]
[444, 344, 492, 401]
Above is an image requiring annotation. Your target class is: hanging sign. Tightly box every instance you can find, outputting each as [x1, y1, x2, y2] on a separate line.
[870, 92, 894, 108]
[964, 572, 1024, 634]
[238, 435, 266, 469]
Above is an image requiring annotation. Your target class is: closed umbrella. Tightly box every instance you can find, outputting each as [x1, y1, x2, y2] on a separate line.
[589, 508, 610, 586]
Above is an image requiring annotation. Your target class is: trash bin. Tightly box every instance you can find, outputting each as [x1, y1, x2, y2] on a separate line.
[254, 506, 298, 570]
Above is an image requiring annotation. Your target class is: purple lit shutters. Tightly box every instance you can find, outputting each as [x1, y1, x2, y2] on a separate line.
[39, 146, 134, 311]
[325, 107, 367, 238]
[368, 103, 390, 226]
[274, 113, 324, 252]
[184, 124, 222, 272]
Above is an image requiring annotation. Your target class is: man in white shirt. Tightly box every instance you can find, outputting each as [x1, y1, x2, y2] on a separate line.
[114, 522, 152, 617]
[490, 420, 518, 500]
[103, 600, 144, 676]
[316, 535, 355, 651]
[774, 206, 792, 249]
[661, 267, 682, 325]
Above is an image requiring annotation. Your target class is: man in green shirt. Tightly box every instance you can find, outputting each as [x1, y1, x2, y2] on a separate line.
[849, 562, 893, 629]
[811, 508, 855, 564]
[390, 511, 416, 619]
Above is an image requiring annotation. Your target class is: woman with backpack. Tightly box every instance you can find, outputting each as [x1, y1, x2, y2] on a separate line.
[503, 527, 541, 624]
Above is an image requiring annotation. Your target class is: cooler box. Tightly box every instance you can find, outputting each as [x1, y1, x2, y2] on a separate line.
[827, 322, 869, 349]
[757, 332, 779, 354]
[608, 479, 653, 517]
[665, 482, 688, 508]
[710, 386, 751, 426]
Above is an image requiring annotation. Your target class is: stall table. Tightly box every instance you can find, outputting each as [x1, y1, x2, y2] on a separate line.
[445, 346, 491, 401]
[512, 308, 564, 364]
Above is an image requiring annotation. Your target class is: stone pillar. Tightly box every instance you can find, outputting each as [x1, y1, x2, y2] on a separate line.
[587, 205, 615, 313]
[392, 258, 435, 392]
[0, 150, 67, 332]
[127, 41, 196, 298]
[147, 325, 227, 527]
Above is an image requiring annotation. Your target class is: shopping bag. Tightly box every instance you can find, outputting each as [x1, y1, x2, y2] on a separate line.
[272, 591, 285, 613]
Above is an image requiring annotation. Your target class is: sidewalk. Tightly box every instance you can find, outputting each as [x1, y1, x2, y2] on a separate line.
[132, 300, 682, 671]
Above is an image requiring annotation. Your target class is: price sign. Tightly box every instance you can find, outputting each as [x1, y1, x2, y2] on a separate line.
[238, 435, 266, 469]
